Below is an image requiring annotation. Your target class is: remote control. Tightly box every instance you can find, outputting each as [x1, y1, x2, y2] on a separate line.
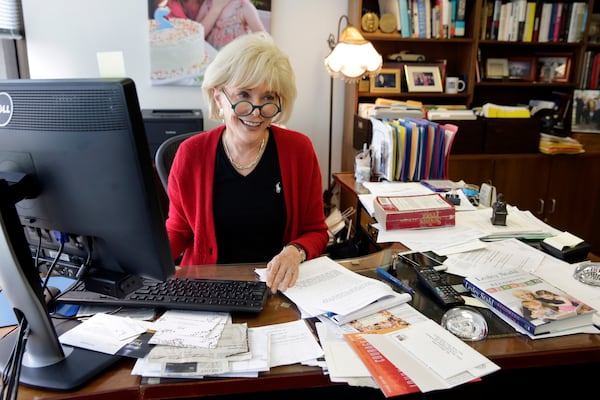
[413, 265, 465, 307]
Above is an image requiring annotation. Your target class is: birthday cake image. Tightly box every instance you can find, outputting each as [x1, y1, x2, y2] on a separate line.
[149, 5, 209, 84]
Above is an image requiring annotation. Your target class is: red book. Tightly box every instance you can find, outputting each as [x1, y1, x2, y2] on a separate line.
[373, 193, 456, 230]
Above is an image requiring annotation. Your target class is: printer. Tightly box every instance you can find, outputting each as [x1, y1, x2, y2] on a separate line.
[142, 109, 204, 157]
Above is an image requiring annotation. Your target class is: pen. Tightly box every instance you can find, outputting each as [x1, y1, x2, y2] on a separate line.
[376, 267, 415, 296]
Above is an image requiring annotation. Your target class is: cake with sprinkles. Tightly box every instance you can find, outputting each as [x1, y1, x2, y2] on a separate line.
[149, 17, 206, 82]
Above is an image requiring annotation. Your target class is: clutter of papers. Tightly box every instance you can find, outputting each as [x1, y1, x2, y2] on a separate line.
[52, 178, 600, 395]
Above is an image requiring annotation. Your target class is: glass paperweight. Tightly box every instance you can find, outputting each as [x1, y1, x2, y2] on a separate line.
[573, 262, 600, 287]
[441, 306, 488, 341]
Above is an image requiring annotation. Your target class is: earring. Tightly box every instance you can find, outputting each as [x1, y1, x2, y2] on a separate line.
[218, 108, 224, 118]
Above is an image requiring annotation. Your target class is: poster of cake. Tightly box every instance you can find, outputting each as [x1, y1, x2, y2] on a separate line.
[148, 0, 271, 86]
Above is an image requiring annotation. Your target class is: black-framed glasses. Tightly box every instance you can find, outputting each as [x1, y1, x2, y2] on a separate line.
[221, 89, 281, 118]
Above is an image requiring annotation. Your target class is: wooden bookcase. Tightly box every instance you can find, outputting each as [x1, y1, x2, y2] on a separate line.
[340, 0, 600, 251]
[343, 0, 600, 169]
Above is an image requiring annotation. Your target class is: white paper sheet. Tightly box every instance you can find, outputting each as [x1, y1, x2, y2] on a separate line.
[256, 256, 399, 318]
[250, 319, 323, 368]
[363, 320, 500, 392]
[59, 313, 152, 354]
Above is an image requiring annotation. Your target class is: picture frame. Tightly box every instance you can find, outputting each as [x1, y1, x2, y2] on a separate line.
[370, 68, 401, 94]
[404, 65, 443, 92]
[537, 54, 572, 83]
[507, 57, 536, 81]
[571, 89, 600, 134]
[485, 58, 509, 79]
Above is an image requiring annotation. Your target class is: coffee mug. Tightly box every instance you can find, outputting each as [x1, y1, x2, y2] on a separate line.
[445, 77, 466, 94]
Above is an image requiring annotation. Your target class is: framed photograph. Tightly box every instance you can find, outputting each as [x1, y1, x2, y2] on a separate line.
[537, 54, 572, 83]
[508, 57, 536, 81]
[572, 89, 600, 133]
[485, 58, 509, 79]
[404, 65, 443, 92]
[370, 68, 401, 94]
[588, 13, 600, 44]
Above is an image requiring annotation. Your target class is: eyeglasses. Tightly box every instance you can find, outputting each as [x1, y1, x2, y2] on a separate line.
[221, 89, 281, 118]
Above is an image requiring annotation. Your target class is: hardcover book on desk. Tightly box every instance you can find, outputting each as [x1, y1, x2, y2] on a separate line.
[463, 268, 597, 335]
[374, 193, 455, 230]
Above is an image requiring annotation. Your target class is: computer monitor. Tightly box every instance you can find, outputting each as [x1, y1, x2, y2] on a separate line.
[0, 78, 176, 390]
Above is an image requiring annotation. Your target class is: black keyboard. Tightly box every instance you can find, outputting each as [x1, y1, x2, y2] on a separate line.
[57, 278, 269, 313]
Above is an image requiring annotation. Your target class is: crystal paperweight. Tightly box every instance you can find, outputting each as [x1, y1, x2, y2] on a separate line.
[573, 262, 600, 287]
[441, 306, 488, 341]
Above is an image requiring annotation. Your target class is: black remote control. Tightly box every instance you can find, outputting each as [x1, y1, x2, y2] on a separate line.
[413, 265, 465, 307]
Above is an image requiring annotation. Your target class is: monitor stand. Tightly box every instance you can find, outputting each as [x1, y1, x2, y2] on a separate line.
[0, 178, 121, 391]
[0, 329, 120, 391]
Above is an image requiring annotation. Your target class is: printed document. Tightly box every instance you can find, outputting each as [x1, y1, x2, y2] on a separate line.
[363, 319, 500, 392]
[256, 256, 407, 318]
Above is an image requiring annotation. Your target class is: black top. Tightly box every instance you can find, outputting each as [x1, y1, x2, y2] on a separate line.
[213, 134, 286, 263]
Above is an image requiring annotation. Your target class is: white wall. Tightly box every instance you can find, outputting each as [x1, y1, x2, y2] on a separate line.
[21, 0, 347, 190]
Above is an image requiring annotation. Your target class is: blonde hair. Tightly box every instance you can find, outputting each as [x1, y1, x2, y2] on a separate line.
[513, 289, 536, 299]
[202, 32, 297, 124]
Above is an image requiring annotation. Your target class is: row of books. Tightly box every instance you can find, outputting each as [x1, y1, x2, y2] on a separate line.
[378, 0, 467, 39]
[370, 117, 458, 182]
[579, 50, 600, 89]
[480, 0, 588, 43]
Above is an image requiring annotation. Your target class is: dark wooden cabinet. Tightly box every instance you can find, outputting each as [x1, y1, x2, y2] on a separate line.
[448, 153, 600, 251]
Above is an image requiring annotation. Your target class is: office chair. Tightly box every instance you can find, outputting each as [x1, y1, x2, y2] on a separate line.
[155, 131, 201, 192]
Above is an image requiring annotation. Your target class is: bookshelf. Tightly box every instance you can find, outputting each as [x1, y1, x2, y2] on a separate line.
[343, 0, 599, 170]
[339, 0, 600, 252]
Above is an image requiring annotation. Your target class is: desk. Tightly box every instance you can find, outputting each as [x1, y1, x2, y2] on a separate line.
[7, 261, 600, 399]
[332, 171, 600, 369]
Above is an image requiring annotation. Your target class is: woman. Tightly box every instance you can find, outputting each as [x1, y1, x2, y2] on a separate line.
[166, 32, 329, 294]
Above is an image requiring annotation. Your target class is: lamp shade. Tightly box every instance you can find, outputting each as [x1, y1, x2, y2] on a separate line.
[324, 26, 382, 82]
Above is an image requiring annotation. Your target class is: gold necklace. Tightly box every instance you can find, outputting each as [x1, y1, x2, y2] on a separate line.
[223, 135, 267, 170]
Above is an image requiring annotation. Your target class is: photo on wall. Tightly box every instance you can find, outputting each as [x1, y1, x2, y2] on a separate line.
[147, 0, 271, 86]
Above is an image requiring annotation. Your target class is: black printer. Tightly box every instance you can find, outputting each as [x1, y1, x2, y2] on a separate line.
[142, 109, 204, 157]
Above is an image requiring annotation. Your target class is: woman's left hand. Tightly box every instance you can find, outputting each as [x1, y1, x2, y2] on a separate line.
[265, 246, 303, 294]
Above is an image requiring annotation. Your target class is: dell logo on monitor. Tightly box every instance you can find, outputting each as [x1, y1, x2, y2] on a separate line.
[0, 92, 14, 127]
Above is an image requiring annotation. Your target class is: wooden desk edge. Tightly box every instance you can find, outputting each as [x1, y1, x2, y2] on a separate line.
[8, 262, 600, 399]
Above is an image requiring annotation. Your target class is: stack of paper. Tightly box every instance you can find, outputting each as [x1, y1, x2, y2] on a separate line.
[539, 133, 584, 154]
[256, 256, 412, 324]
[426, 109, 477, 120]
[481, 103, 531, 118]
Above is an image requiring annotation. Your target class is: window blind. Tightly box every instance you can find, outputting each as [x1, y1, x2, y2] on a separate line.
[0, 0, 23, 39]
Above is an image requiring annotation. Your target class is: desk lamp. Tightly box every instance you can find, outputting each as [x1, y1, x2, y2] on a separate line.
[323, 15, 382, 213]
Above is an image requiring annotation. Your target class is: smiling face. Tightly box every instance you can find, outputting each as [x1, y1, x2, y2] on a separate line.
[215, 83, 279, 142]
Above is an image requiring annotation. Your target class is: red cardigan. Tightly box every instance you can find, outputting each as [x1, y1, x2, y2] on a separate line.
[166, 124, 329, 265]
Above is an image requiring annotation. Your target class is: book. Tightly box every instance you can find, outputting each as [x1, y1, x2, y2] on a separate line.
[463, 268, 597, 335]
[398, 0, 412, 38]
[567, 2, 588, 42]
[522, 1, 537, 42]
[537, 2, 553, 42]
[373, 193, 456, 230]
[454, 0, 466, 36]
[420, 179, 463, 192]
